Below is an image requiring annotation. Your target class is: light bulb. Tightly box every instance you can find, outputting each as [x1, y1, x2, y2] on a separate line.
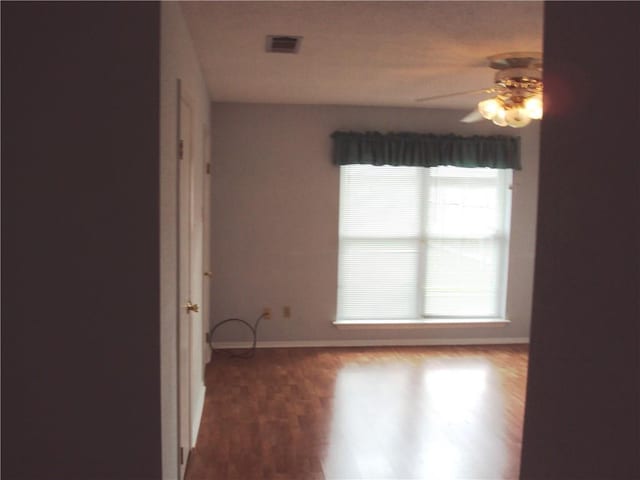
[478, 98, 501, 120]
[492, 107, 508, 126]
[505, 107, 532, 128]
[524, 96, 543, 119]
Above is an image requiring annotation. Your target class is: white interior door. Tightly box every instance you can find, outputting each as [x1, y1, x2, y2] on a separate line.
[178, 84, 208, 478]
[177, 85, 194, 479]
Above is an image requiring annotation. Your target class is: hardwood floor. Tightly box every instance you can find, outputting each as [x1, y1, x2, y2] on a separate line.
[186, 345, 528, 480]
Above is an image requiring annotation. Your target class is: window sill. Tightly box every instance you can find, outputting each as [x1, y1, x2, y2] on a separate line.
[332, 318, 510, 329]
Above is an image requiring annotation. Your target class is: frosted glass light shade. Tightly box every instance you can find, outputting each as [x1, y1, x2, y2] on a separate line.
[492, 108, 508, 126]
[505, 108, 532, 128]
[524, 96, 543, 119]
[478, 98, 501, 119]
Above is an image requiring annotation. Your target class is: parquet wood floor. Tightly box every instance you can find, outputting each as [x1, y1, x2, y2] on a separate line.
[186, 345, 528, 480]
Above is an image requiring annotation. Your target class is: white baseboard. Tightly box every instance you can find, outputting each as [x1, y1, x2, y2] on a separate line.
[212, 337, 529, 349]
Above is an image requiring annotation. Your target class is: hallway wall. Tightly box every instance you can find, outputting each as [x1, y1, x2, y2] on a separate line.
[2, 3, 162, 478]
[520, 2, 640, 477]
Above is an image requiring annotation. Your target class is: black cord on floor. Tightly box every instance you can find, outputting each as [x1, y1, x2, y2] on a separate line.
[207, 313, 266, 359]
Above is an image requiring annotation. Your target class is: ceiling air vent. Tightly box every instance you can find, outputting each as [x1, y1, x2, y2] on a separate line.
[266, 35, 302, 54]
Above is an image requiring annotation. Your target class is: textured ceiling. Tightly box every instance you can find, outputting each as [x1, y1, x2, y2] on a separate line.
[181, 1, 543, 110]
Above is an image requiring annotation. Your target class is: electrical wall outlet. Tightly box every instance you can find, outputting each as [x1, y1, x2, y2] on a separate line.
[283, 306, 291, 318]
[262, 307, 271, 320]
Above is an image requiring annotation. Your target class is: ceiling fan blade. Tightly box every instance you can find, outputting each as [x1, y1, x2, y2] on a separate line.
[415, 87, 495, 103]
[460, 110, 483, 123]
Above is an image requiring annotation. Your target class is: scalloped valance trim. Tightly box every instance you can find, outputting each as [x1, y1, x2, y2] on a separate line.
[331, 131, 521, 170]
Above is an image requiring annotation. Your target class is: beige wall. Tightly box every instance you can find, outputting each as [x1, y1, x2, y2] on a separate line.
[160, 3, 211, 478]
[209, 103, 539, 345]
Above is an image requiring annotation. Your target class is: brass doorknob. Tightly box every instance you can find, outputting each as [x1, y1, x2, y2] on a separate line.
[186, 301, 200, 313]
[204, 271, 212, 278]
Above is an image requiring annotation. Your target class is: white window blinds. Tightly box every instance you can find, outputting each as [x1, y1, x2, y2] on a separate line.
[337, 165, 511, 321]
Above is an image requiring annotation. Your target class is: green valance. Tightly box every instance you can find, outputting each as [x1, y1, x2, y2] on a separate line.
[331, 131, 521, 170]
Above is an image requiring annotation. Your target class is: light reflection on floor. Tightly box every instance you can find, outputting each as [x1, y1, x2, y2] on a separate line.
[323, 360, 509, 479]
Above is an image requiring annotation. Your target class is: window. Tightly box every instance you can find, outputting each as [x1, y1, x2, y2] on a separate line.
[337, 165, 512, 321]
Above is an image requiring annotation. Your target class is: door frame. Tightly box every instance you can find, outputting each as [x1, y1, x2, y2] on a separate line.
[201, 124, 211, 371]
[177, 79, 194, 479]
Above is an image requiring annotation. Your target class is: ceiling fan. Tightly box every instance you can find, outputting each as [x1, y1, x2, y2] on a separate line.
[416, 52, 543, 128]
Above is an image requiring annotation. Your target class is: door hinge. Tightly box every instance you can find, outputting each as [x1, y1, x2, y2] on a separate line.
[206, 163, 211, 174]
[180, 446, 184, 465]
[178, 139, 184, 160]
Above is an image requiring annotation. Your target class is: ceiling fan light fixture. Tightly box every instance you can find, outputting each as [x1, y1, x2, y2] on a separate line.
[419, 52, 543, 128]
[479, 52, 543, 128]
